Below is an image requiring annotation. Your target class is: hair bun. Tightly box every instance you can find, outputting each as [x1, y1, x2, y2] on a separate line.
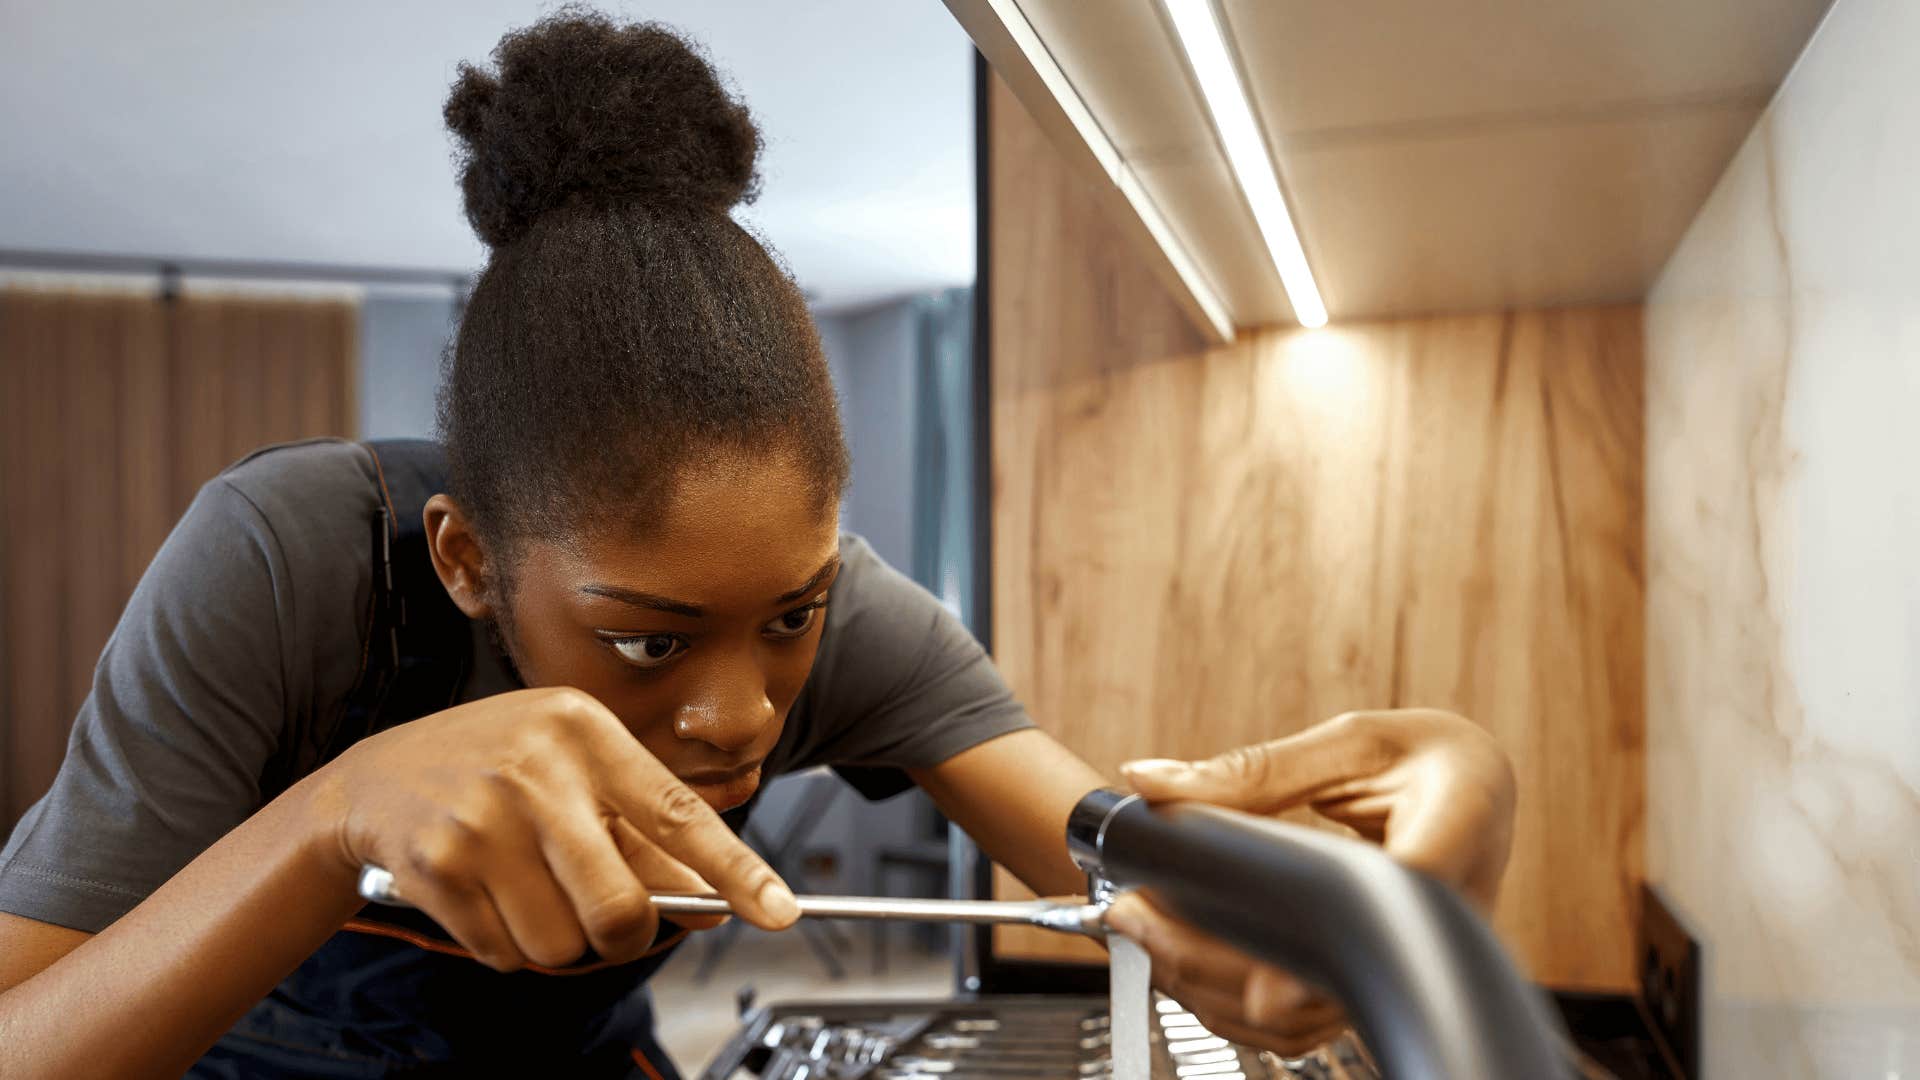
[445, 9, 763, 248]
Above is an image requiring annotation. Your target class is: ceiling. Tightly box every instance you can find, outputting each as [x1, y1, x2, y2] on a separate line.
[0, 0, 974, 312]
[1001, 0, 1836, 326]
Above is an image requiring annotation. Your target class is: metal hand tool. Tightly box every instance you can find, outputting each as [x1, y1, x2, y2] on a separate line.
[354, 864, 1109, 937]
[367, 782, 1574, 1078]
[1065, 795, 1151, 1080]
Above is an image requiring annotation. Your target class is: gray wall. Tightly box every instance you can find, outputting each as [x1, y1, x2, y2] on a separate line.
[816, 300, 920, 573]
[805, 295, 946, 899]
[358, 292, 457, 439]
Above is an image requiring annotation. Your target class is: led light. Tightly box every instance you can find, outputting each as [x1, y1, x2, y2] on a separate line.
[1167, 1037, 1230, 1054]
[1154, 999, 1187, 1014]
[971, 0, 1236, 342]
[1161, 0, 1328, 328]
[1161, 1025, 1213, 1040]
[1179, 1048, 1240, 1064]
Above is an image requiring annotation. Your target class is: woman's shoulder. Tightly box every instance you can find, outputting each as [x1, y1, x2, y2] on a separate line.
[191, 438, 392, 694]
[824, 533, 917, 611]
[817, 533, 963, 673]
[207, 437, 410, 577]
[214, 437, 385, 520]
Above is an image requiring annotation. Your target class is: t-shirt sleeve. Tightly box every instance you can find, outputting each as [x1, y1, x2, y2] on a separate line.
[786, 535, 1034, 797]
[0, 476, 302, 933]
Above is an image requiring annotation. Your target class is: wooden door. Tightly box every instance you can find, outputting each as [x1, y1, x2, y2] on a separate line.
[0, 287, 357, 830]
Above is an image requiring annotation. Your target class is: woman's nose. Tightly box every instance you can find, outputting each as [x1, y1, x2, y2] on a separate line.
[671, 676, 775, 753]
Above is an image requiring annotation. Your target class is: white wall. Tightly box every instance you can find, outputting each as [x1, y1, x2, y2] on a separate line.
[1644, 0, 1920, 1073]
[0, 0, 973, 311]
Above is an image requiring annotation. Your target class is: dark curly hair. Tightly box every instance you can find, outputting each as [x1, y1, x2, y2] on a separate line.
[436, 8, 849, 559]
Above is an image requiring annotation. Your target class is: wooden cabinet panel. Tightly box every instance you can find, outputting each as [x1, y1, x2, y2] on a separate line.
[987, 75, 1643, 991]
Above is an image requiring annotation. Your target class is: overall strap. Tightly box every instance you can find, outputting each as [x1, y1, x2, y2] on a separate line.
[326, 439, 473, 763]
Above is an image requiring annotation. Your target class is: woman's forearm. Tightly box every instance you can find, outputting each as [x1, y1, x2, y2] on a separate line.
[0, 771, 361, 1079]
[910, 730, 1111, 898]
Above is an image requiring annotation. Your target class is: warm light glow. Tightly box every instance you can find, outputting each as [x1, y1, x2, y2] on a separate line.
[1162, 0, 1329, 328]
[1283, 327, 1363, 401]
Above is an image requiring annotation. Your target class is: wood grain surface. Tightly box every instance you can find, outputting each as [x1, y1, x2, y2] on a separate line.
[0, 289, 356, 830]
[985, 75, 1644, 990]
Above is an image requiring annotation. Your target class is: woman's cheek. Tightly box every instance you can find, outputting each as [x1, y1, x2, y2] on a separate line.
[768, 639, 824, 712]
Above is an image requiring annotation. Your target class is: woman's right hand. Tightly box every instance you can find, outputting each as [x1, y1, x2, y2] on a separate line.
[308, 686, 798, 971]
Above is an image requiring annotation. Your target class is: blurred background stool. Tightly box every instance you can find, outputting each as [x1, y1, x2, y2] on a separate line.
[864, 791, 954, 975]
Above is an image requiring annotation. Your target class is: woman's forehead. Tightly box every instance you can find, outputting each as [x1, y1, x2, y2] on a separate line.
[524, 459, 842, 610]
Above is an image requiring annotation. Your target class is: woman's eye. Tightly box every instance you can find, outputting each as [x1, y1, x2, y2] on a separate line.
[610, 635, 686, 669]
[764, 604, 822, 639]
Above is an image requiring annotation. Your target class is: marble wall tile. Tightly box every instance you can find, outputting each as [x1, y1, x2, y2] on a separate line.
[1645, 0, 1920, 1074]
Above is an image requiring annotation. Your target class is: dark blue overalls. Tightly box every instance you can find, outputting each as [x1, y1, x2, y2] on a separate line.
[187, 440, 753, 1078]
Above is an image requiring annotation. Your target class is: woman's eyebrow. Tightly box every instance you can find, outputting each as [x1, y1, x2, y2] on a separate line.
[775, 555, 841, 604]
[578, 554, 840, 616]
[577, 585, 705, 618]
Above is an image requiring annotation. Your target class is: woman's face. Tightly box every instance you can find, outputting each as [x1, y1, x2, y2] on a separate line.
[493, 454, 840, 812]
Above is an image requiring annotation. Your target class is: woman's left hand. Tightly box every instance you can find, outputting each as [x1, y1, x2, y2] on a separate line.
[1101, 708, 1517, 1057]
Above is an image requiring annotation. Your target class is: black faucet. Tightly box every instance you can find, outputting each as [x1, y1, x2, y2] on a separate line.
[1066, 788, 1573, 1079]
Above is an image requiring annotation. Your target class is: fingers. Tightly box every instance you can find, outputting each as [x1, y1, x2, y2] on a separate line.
[621, 778, 794, 931]
[1246, 963, 1318, 1023]
[1105, 893, 1346, 1058]
[1159, 970, 1347, 1058]
[486, 869, 591, 969]
[387, 811, 585, 973]
[340, 686, 789, 971]
[1119, 713, 1393, 813]
[1105, 893, 1255, 994]
[384, 863, 527, 973]
[1118, 706, 1516, 916]
[611, 816, 729, 931]
[568, 701, 799, 931]
[1156, 963, 1347, 1060]
[531, 808, 659, 962]
[1375, 785, 1508, 913]
[1173, 997, 1349, 1060]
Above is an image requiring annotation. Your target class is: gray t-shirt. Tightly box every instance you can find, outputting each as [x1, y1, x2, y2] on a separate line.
[0, 438, 1030, 934]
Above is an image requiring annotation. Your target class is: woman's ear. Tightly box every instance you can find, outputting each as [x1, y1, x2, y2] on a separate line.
[422, 494, 498, 619]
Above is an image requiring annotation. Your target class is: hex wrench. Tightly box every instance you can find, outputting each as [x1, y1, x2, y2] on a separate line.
[355, 864, 1109, 937]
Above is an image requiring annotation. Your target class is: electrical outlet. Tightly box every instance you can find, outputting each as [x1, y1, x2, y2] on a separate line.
[1638, 883, 1701, 1079]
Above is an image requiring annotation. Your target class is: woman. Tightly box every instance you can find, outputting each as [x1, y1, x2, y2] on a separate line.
[0, 13, 1516, 1078]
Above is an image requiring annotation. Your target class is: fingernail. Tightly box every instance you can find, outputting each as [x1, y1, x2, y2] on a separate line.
[1102, 897, 1140, 938]
[758, 881, 800, 926]
[1247, 969, 1309, 1018]
[1120, 759, 1192, 782]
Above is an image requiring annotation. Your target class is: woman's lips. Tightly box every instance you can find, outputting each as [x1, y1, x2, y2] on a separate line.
[682, 764, 764, 812]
